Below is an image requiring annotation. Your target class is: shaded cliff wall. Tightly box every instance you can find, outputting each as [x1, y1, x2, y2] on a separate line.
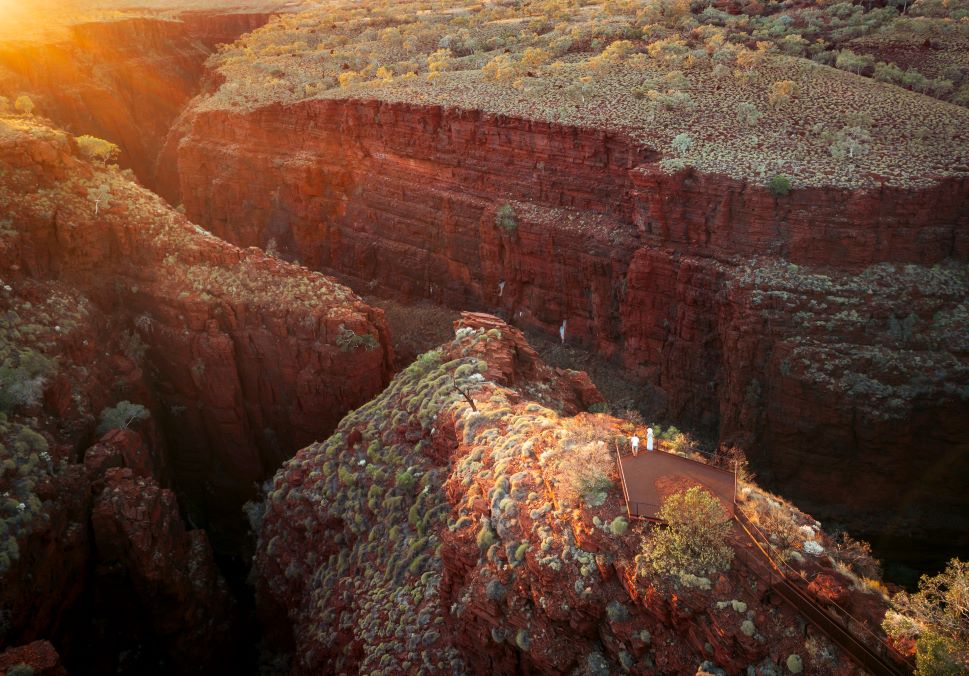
[169, 97, 969, 551]
[1, 117, 393, 549]
[1, 115, 396, 670]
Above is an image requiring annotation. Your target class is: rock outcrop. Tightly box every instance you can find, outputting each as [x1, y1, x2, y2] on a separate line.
[170, 100, 968, 271]
[169, 96, 969, 554]
[0, 640, 67, 676]
[1, 112, 393, 547]
[254, 313, 883, 674]
[0, 113, 392, 667]
[91, 466, 236, 672]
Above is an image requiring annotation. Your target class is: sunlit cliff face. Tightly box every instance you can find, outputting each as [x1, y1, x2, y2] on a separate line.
[0, 0, 73, 40]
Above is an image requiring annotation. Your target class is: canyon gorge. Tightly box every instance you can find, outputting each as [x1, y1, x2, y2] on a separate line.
[1, 0, 967, 673]
[164, 94, 969, 570]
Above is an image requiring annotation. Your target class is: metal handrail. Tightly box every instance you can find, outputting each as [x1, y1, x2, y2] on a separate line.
[734, 506, 910, 674]
[617, 446, 735, 519]
[627, 500, 664, 519]
[613, 440, 633, 521]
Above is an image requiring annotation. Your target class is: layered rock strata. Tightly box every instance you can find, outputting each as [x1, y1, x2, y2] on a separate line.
[0, 114, 392, 667]
[170, 97, 969, 552]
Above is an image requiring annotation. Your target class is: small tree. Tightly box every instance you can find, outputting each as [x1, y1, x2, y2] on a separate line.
[495, 203, 517, 233]
[521, 46, 550, 69]
[554, 438, 614, 507]
[884, 558, 969, 675]
[87, 183, 112, 216]
[335, 324, 378, 352]
[834, 49, 874, 75]
[451, 374, 478, 412]
[14, 95, 34, 116]
[641, 486, 733, 577]
[769, 79, 797, 105]
[76, 135, 121, 164]
[482, 54, 520, 82]
[97, 401, 150, 435]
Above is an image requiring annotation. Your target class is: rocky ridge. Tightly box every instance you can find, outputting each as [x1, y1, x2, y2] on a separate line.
[254, 312, 891, 675]
[0, 10, 277, 188]
[0, 113, 392, 670]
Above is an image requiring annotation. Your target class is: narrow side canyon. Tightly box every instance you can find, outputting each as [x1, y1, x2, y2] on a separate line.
[0, 115, 392, 671]
[0, 10, 275, 189]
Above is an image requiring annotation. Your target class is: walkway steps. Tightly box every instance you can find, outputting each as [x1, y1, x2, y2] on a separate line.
[734, 509, 911, 676]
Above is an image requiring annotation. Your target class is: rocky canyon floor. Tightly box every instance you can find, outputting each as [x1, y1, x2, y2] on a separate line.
[1, 0, 968, 674]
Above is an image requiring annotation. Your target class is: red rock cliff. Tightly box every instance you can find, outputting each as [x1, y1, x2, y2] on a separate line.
[1, 113, 393, 548]
[254, 313, 881, 675]
[169, 97, 969, 552]
[0, 11, 274, 188]
[0, 114, 393, 666]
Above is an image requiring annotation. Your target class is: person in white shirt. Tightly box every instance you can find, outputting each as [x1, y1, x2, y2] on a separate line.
[646, 427, 654, 451]
[630, 434, 640, 455]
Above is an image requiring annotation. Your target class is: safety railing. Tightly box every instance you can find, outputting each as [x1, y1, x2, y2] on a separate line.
[626, 500, 664, 520]
[734, 507, 911, 676]
[616, 442, 736, 517]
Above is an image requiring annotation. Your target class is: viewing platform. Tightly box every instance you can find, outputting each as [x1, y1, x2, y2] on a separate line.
[615, 446, 736, 521]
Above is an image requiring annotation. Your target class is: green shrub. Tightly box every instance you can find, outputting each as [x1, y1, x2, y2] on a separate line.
[587, 402, 609, 413]
[606, 600, 629, 622]
[14, 95, 34, 115]
[495, 204, 517, 233]
[412, 348, 443, 375]
[768, 174, 792, 196]
[395, 469, 416, 490]
[338, 465, 356, 486]
[915, 631, 964, 675]
[671, 133, 693, 154]
[641, 486, 733, 577]
[7, 664, 35, 676]
[96, 401, 149, 435]
[609, 516, 629, 536]
[884, 558, 969, 674]
[0, 349, 55, 413]
[554, 438, 614, 507]
[76, 135, 121, 164]
[336, 324, 379, 352]
[486, 579, 506, 600]
[476, 522, 495, 549]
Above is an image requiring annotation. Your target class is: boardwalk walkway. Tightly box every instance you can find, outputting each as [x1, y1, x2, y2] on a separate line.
[618, 449, 735, 520]
[614, 445, 912, 675]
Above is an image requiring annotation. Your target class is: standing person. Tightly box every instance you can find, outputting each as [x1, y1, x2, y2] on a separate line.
[646, 427, 654, 452]
[631, 433, 640, 456]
